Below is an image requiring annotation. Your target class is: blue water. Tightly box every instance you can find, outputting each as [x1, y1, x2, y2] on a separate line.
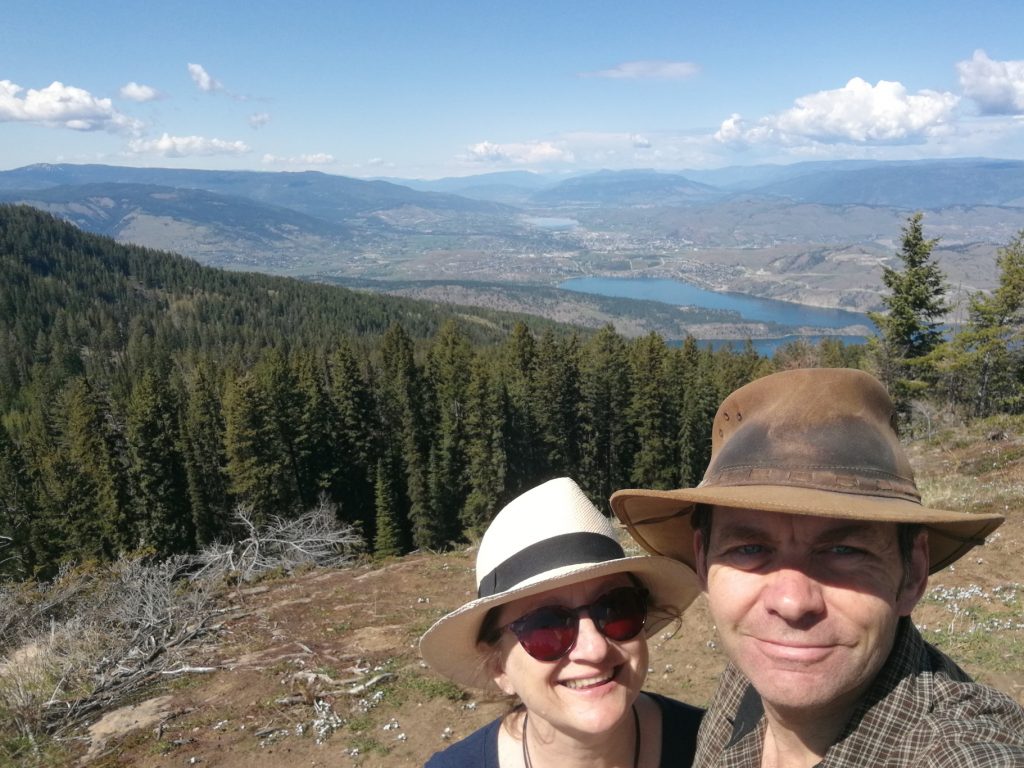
[560, 277, 870, 328]
[558, 276, 875, 354]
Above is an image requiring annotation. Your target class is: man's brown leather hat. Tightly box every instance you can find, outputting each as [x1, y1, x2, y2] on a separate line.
[611, 368, 1004, 574]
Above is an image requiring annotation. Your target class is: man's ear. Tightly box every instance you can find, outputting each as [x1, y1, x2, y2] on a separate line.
[896, 530, 930, 616]
[694, 529, 710, 591]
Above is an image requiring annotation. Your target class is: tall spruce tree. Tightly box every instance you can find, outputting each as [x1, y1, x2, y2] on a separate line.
[425, 321, 473, 545]
[126, 369, 194, 553]
[869, 213, 948, 411]
[373, 458, 404, 558]
[181, 362, 233, 546]
[627, 333, 676, 488]
[461, 354, 509, 536]
[328, 338, 375, 532]
[579, 325, 634, 505]
[532, 330, 582, 479]
[378, 323, 432, 550]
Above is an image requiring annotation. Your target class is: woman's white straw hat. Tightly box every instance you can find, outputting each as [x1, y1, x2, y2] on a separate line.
[419, 477, 700, 690]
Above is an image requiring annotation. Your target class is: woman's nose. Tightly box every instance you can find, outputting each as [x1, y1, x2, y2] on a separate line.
[566, 616, 611, 661]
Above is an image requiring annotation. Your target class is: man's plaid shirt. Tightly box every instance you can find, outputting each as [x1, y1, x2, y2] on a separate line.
[694, 618, 1024, 767]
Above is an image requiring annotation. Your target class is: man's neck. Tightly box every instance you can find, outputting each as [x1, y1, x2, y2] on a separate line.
[759, 694, 859, 768]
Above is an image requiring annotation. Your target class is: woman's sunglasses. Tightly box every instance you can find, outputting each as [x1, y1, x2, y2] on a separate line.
[504, 586, 648, 661]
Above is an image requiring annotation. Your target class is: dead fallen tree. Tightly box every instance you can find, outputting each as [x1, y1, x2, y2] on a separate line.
[189, 498, 365, 583]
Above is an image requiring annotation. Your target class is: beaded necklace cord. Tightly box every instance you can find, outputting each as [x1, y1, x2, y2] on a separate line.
[521, 703, 640, 768]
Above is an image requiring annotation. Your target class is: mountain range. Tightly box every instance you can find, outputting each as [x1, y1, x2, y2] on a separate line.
[2, 158, 1023, 311]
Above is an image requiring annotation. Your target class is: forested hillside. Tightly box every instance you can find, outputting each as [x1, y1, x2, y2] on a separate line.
[0, 205, 865, 579]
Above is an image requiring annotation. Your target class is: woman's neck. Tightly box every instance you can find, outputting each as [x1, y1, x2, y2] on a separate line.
[500, 695, 653, 768]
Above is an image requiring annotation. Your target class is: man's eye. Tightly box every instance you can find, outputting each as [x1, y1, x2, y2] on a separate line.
[828, 545, 861, 555]
[735, 544, 764, 555]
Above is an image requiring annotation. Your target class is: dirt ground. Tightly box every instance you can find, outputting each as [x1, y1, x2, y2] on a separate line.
[67, 424, 1024, 768]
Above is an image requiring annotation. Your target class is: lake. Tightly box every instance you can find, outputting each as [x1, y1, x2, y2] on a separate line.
[558, 276, 874, 354]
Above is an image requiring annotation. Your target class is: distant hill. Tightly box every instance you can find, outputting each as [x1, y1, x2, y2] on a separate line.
[0, 163, 508, 219]
[746, 158, 1024, 208]
[529, 169, 722, 205]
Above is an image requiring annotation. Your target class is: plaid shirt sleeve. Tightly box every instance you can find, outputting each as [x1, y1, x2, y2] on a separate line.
[694, 619, 1024, 768]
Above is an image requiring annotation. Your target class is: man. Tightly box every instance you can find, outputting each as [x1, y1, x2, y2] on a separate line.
[611, 368, 1024, 767]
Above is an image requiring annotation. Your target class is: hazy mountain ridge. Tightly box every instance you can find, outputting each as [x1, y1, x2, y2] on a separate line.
[3, 159, 1024, 312]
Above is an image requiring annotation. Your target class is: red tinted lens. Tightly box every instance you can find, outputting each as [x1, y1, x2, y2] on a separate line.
[510, 607, 577, 661]
[592, 587, 647, 641]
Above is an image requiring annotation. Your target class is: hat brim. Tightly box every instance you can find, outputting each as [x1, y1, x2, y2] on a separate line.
[611, 485, 1004, 575]
[419, 554, 700, 691]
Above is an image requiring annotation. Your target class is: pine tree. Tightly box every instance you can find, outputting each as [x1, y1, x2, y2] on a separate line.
[223, 369, 300, 523]
[0, 422, 36, 578]
[126, 369, 194, 553]
[869, 213, 949, 411]
[59, 377, 135, 557]
[532, 330, 582, 478]
[627, 333, 676, 488]
[936, 230, 1024, 416]
[461, 354, 509, 536]
[181, 362, 233, 546]
[377, 324, 432, 550]
[328, 338, 375, 532]
[373, 459, 404, 558]
[500, 322, 542, 497]
[675, 338, 718, 486]
[578, 325, 634, 505]
[425, 321, 473, 545]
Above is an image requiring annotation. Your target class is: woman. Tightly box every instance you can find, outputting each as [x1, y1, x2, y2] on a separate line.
[419, 477, 703, 768]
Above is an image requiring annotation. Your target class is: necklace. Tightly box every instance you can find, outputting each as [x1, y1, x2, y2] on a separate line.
[521, 703, 640, 768]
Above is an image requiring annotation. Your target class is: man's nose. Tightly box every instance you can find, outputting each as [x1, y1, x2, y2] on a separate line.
[763, 566, 826, 623]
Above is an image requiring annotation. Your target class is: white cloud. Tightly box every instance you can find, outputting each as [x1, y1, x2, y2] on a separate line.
[261, 152, 335, 165]
[0, 79, 142, 133]
[119, 81, 159, 102]
[631, 133, 652, 148]
[582, 60, 700, 80]
[466, 140, 574, 165]
[128, 132, 249, 157]
[958, 50, 1024, 115]
[716, 78, 959, 146]
[188, 63, 222, 92]
[249, 112, 271, 129]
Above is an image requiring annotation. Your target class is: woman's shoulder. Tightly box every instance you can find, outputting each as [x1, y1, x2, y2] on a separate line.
[645, 691, 704, 767]
[647, 690, 705, 724]
[424, 717, 502, 768]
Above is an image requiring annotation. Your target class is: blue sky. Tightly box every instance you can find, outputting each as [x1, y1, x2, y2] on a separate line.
[3, 0, 1024, 179]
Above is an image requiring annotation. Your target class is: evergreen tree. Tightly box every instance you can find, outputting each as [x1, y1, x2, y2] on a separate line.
[0, 422, 36, 578]
[223, 369, 300, 522]
[293, 350, 342, 504]
[461, 354, 509, 536]
[500, 322, 542, 496]
[373, 459, 403, 558]
[578, 325, 634, 505]
[425, 321, 473, 545]
[532, 330, 582, 478]
[59, 377, 135, 557]
[378, 323, 432, 550]
[674, 338, 718, 486]
[126, 369, 194, 553]
[327, 338, 376, 532]
[869, 213, 949, 411]
[936, 230, 1024, 416]
[181, 362, 233, 546]
[627, 333, 676, 488]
